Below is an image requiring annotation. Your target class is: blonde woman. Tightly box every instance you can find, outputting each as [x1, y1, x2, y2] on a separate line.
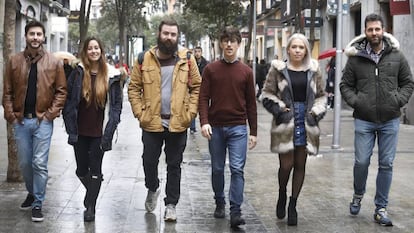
[261, 33, 327, 225]
[63, 37, 123, 222]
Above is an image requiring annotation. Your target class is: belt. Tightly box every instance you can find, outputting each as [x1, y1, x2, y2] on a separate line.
[24, 113, 36, 119]
[161, 114, 171, 119]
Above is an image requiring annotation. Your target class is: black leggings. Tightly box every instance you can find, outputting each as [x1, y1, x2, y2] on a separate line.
[74, 135, 104, 177]
[278, 146, 307, 198]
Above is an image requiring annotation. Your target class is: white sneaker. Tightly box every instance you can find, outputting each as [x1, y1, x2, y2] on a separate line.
[145, 189, 160, 212]
[164, 204, 177, 222]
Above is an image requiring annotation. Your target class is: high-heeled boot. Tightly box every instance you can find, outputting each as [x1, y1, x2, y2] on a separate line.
[84, 174, 102, 222]
[276, 191, 287, 219]
[287, 196, 297, 226]
[78, 174, 91, 208]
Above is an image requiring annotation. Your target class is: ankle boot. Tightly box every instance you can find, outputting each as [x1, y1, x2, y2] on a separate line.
[276, 191, 287, 219]
[287, 197, 297, 226]
[84, 174, 102, 222]
[78, 174, 91, 208]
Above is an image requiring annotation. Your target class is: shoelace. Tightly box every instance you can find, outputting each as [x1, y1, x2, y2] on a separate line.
[352, 198, 361, 206]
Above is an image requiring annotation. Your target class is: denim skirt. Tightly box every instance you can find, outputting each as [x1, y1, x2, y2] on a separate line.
[293, 102, 306, 146]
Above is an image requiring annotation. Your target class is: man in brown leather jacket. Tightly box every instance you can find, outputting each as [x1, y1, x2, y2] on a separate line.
[2, 20, 67, 222]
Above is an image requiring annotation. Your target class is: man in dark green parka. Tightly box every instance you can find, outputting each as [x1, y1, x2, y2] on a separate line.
[340, 13, 414, 227]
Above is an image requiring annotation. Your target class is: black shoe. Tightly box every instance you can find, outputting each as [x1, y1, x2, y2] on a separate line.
[31, 206, 44, 222]
[84, 206, 95, 222]
[20, 193, 34, 210]
[287, 197, 297, 226]
[349, 194, 362, 215]
[214, 204, 225, 218]
[230, 214, 246, 228]
[276, 191, 287, 219]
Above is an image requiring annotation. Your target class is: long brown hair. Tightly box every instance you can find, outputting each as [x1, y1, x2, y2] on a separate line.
[80, 37, 108, 108]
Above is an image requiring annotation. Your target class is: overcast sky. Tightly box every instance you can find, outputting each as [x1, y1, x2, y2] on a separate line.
[70, 0, 82, 10]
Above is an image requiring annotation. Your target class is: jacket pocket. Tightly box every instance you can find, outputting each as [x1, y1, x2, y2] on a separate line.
[139, 101, 153, 128]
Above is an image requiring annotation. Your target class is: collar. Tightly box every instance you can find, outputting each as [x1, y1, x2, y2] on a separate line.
[222, 57, 239, 64]
[366, 41, 385, 55]
[24, 46, 45, 64]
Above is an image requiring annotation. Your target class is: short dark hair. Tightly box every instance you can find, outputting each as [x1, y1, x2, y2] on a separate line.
[158, 17, 180, 33]
[194, 46, 202, 51]
[219, 26, 241, 43]
[25, 20, 45, 35]
[364, 13, 384, 28]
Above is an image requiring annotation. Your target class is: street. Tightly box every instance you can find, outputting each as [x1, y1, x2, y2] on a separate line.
[1, 90, 414, 233]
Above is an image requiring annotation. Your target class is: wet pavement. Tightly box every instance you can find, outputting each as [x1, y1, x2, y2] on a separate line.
[1, 91, 414, 233]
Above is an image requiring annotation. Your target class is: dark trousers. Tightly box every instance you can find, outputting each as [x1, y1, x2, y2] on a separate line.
[74, 135, 104, 177]
[142, 129, 187, 205]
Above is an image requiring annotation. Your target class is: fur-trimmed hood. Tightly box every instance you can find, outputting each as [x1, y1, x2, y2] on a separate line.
[344, 32, 400, 57]
[271, 58, 320, 73]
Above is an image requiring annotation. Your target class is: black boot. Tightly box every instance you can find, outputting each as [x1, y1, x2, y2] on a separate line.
[84, 174, 102, 222]
[287, 197, 297, 226]
[78, 174, 91, 208]
[276, 191, 287, 219]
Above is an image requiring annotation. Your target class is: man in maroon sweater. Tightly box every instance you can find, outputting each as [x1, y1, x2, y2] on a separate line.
[198, 26, 257, 229]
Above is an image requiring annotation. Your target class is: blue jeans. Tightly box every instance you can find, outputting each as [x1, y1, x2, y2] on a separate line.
[208, 125, 248, 215]
[13, 118, 53, 208]
[190, 118, 196, 131]
[353, 118, 399, 210]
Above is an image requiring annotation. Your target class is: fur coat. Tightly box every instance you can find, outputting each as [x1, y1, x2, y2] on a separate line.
[261, 59, 327, 155]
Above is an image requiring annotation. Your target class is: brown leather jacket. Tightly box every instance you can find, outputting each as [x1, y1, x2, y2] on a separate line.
[2, 47, 67, 123]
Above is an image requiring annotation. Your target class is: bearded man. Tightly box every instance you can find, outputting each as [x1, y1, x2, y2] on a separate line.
[128, 17, 201, 222]
[341, 13, 414, 226]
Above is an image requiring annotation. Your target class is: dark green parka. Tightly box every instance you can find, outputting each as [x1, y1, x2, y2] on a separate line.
[340, 32, 414, 123]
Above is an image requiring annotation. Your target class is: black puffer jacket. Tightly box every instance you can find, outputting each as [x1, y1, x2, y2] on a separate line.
[340, 32, 414, 123]
[63, 63, 123, 151]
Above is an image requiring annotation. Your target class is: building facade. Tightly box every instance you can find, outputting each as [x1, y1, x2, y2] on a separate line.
[16, 0, 70, 53]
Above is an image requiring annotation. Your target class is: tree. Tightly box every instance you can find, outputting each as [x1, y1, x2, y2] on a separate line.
[78, 0, 93, 54]
[243, 0, 254, 63]
[181, 0, 247, 60]
[100, 0, 149, 65]
[3, 0, 22, 182]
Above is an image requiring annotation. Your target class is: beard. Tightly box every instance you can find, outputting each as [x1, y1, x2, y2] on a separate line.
[367, 34, 383, 48]
[26, 40, 42, 50]
[157, 36, 178, 55]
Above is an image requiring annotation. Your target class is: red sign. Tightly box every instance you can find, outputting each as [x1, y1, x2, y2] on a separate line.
[390, 0, 411, 15]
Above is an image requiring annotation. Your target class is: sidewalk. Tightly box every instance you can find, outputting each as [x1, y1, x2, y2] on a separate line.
[1, 96, 414, 233]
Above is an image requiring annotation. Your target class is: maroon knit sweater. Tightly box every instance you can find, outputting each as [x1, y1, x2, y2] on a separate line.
[198, 60, 257, 136]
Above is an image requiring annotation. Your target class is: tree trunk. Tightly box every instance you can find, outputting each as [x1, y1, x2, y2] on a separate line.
[78, 0, 92, 54]
[309, 0, 317, 51]
[4, 0, 22, 182]
[116, 0, 126, 66]
[243, 0, 254, 63]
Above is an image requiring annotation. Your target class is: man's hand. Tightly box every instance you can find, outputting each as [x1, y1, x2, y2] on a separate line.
[201, 124, 212, 140]
[249, 135, 257, 150]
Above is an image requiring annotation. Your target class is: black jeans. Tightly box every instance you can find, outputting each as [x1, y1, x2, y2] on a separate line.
[142, 129, 187, 205]
[74, 135, 104, 177]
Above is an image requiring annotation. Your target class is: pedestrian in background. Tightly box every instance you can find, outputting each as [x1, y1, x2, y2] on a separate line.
[325, 57, 335, 109]
[198, 25, 257, 229]
[128, 17, 201, 222]
[63, 36, 124, 222]
[261, 33, 326, 226]
[190, 46, 209, 134]
[255, 58, 268, 100]
[2, 20, 67, 222]
[340, 13, 414, 226]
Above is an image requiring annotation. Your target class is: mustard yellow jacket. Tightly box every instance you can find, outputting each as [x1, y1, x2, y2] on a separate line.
[128, 47, 201, 132]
